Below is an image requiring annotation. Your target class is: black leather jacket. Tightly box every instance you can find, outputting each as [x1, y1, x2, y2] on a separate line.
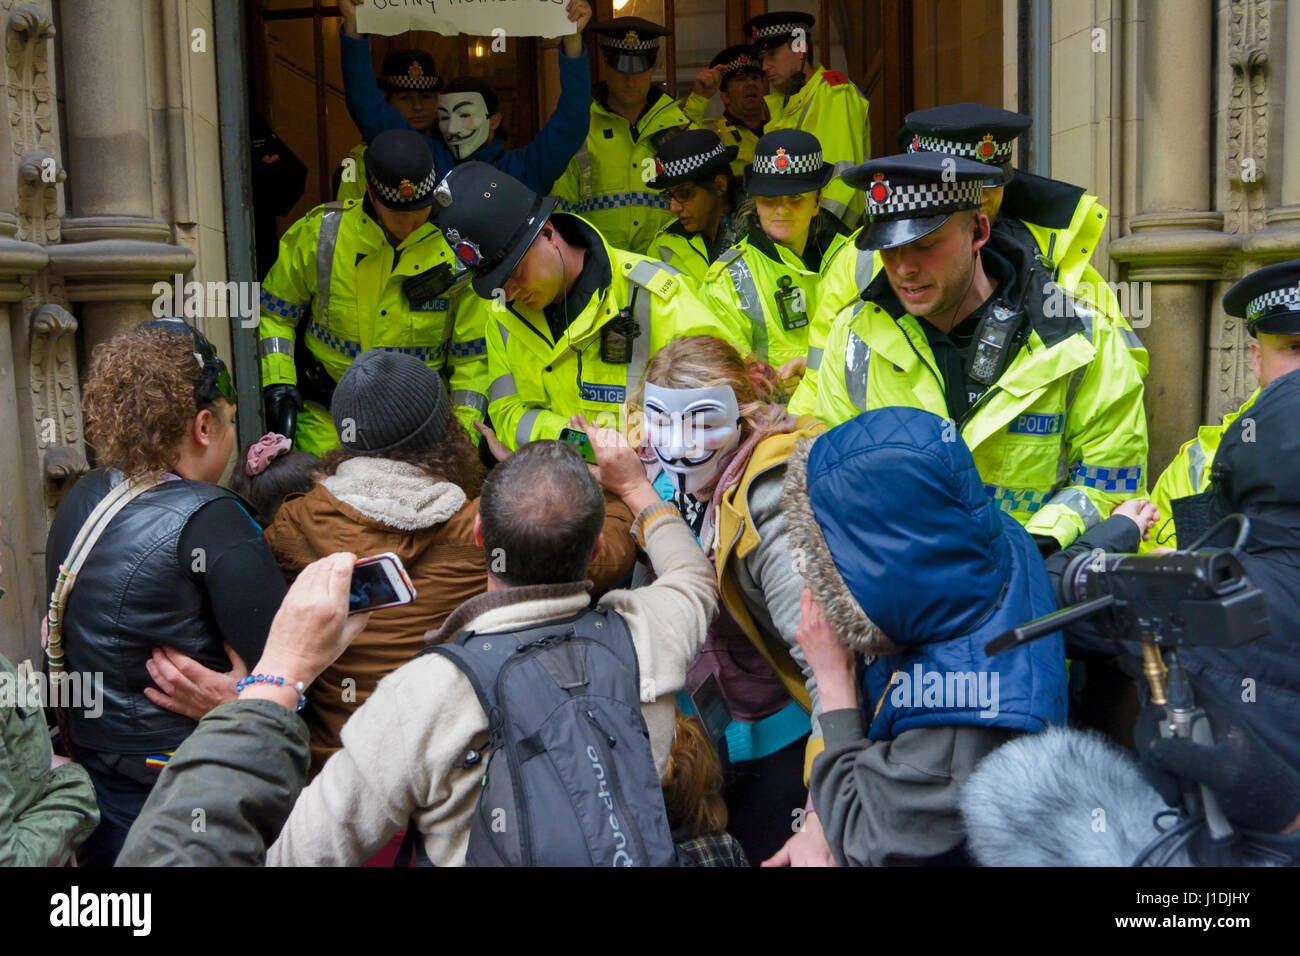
[45, 470, 267, 754]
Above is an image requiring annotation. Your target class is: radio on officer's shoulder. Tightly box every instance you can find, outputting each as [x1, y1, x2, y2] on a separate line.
[600, 308, 641, 364]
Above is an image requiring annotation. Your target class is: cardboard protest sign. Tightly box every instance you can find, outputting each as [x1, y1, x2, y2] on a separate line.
[356, 0, 577, 39]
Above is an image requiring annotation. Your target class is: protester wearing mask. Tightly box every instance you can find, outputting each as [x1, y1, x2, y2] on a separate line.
[338, 0, 592, 194]
[648, 129, 742, 285]
[44, 319, 285, 865]
[612, 335, 828, 865]
[700, 130, 851, 389]
[784, 406, 1068, 866]
[430, 163, 746, 454]
[146, 351, 636, 782]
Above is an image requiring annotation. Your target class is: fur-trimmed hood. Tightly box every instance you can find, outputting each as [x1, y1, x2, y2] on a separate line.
[781, 407, 1068, 740]
[320, 457, 466, 532]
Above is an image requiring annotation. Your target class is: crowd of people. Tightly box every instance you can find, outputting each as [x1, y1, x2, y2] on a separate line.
[5, 3, 1300, 868]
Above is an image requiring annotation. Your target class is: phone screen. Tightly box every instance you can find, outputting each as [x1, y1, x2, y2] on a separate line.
[558, 427, 597, 464]
[349, 560, 402, 612]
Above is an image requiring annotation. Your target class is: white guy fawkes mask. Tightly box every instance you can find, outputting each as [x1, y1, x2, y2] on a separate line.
[644, 382, 743, 496]
[438, 91, 492, 160]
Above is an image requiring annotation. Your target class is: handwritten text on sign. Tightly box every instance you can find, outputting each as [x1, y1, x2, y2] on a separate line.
[356, 0, 577, 38]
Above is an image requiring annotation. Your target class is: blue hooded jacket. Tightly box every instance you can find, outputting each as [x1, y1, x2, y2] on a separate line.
[801, 407, 1068, 739]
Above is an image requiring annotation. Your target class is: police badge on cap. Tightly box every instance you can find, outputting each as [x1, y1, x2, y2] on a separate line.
[904, 103, 1032, 187]
[744, 130, 835, 197]
[378, 49, 441, 92]
[365, 129, 438, 211]
[592, 17, 669, 74]
[843, 151, 1000, 251]
[743, 11, 816, 51]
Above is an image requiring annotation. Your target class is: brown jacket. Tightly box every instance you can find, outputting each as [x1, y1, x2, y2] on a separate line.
[264, 457, 635, 775]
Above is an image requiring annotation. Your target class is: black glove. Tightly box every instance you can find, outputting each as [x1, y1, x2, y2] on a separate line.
[263, 384, 303, 442]
[1135, 683, 1300, 833]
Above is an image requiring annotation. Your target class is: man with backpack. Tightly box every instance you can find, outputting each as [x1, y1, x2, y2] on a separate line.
[263, 431, 715, 866]
[118, 430, 716, 866]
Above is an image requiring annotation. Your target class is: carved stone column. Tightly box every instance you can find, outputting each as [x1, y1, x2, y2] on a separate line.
[1109, 0, 1237, 476]
[50, 0, 194, 353]
[1248, 0, 1300, 254]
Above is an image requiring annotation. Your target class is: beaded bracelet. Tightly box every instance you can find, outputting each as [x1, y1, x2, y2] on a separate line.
[236, 673, 308, 712]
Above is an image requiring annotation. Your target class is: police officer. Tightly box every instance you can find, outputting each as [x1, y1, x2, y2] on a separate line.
[699, 130, 851, 378]
[260, 130, 490, 456]
[1143, 258, 1300, 551]
[334, 48, 440, 204]
[647, 129, 741, 284]
[745, 10, 870, 232]
[793, 103, 1146, 415]
[551, 16, 695, 256]
[813, 152, 1148, 550]
[430, 163, 748, 451]
[337, 0, 593, 194]
[681, 44, 767, 177]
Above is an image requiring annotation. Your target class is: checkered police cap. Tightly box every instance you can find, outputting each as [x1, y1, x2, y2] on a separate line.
[368, 165, 437, 205]
[752, 145, 824, 176]
[660, 141, 730, 180]
[598, 31, 660, 52]
[866, 177, 983, 218]
[911, 133, 1014, 166]
[752, 20, 803, 40]
[1247, 285, 1300, 322]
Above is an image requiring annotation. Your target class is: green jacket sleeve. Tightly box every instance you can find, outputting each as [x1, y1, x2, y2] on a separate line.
[116, 699, 309, 866]
[810, 309, 866, 428]
[484, 311, 568, 450]
[0, 668, 99, 866]
[446, 291, 491, 441]
[259, 212, 321, 388]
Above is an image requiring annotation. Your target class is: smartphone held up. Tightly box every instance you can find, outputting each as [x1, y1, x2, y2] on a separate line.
[348, 552, 417, 614]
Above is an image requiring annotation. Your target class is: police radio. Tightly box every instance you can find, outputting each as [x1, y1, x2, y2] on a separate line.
[774, 275, 808, 332]
[402, 262, 458, 310]
[966, 303, 1022, 387]
[600, 307, 641, 364]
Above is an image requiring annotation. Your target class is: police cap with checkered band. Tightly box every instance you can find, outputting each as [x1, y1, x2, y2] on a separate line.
[744, 11, 815, 52]
[592, 17, 669, 74]
[844, 151, 1001, 251]
[428, 162, 557, 299]
[647, 129, 737, 190]
[1222, 258, 1300, 336]
[904, 103, 1032, 187]
[744, 129, 835, 197]
[364, 129, 438, 212]
[710, 44, 763, 84]
[378, 49, 441, 93]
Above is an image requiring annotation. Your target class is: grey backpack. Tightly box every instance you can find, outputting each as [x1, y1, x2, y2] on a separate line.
[428, 605, 679, 867]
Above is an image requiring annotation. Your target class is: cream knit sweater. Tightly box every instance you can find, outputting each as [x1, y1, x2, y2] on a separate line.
[268, 503, 716, 866]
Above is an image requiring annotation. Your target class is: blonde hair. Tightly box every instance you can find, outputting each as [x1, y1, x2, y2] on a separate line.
[636, 335, 789, 445]
[660, 714, 728, 837]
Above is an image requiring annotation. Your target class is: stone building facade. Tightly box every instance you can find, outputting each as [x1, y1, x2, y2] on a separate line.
[1, 0, 1298, 666]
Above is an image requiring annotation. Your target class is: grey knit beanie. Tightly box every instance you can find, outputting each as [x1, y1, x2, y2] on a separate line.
[331, 350, 451, 454]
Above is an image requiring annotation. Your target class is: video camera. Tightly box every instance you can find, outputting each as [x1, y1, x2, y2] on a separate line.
[985, 515, 1272, 864]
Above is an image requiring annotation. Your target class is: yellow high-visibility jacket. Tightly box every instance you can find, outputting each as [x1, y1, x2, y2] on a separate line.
[763, 66, 870, 230]
[1141, 388, 1260, 552]
[484, 214, 749, 449]
[814, 239, 1148, 550]
[258, 199, 489, 455]
[551, 87, 695, 256]
[699, 223, 851, 372]
[679, 91, 761, 178]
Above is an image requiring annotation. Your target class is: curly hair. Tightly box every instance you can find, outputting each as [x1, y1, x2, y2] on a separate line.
[319, 416, 485, 499]
[635, 335, 791, 444]
[82, 324, 220, 479]
[660, 714, 728, 838]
